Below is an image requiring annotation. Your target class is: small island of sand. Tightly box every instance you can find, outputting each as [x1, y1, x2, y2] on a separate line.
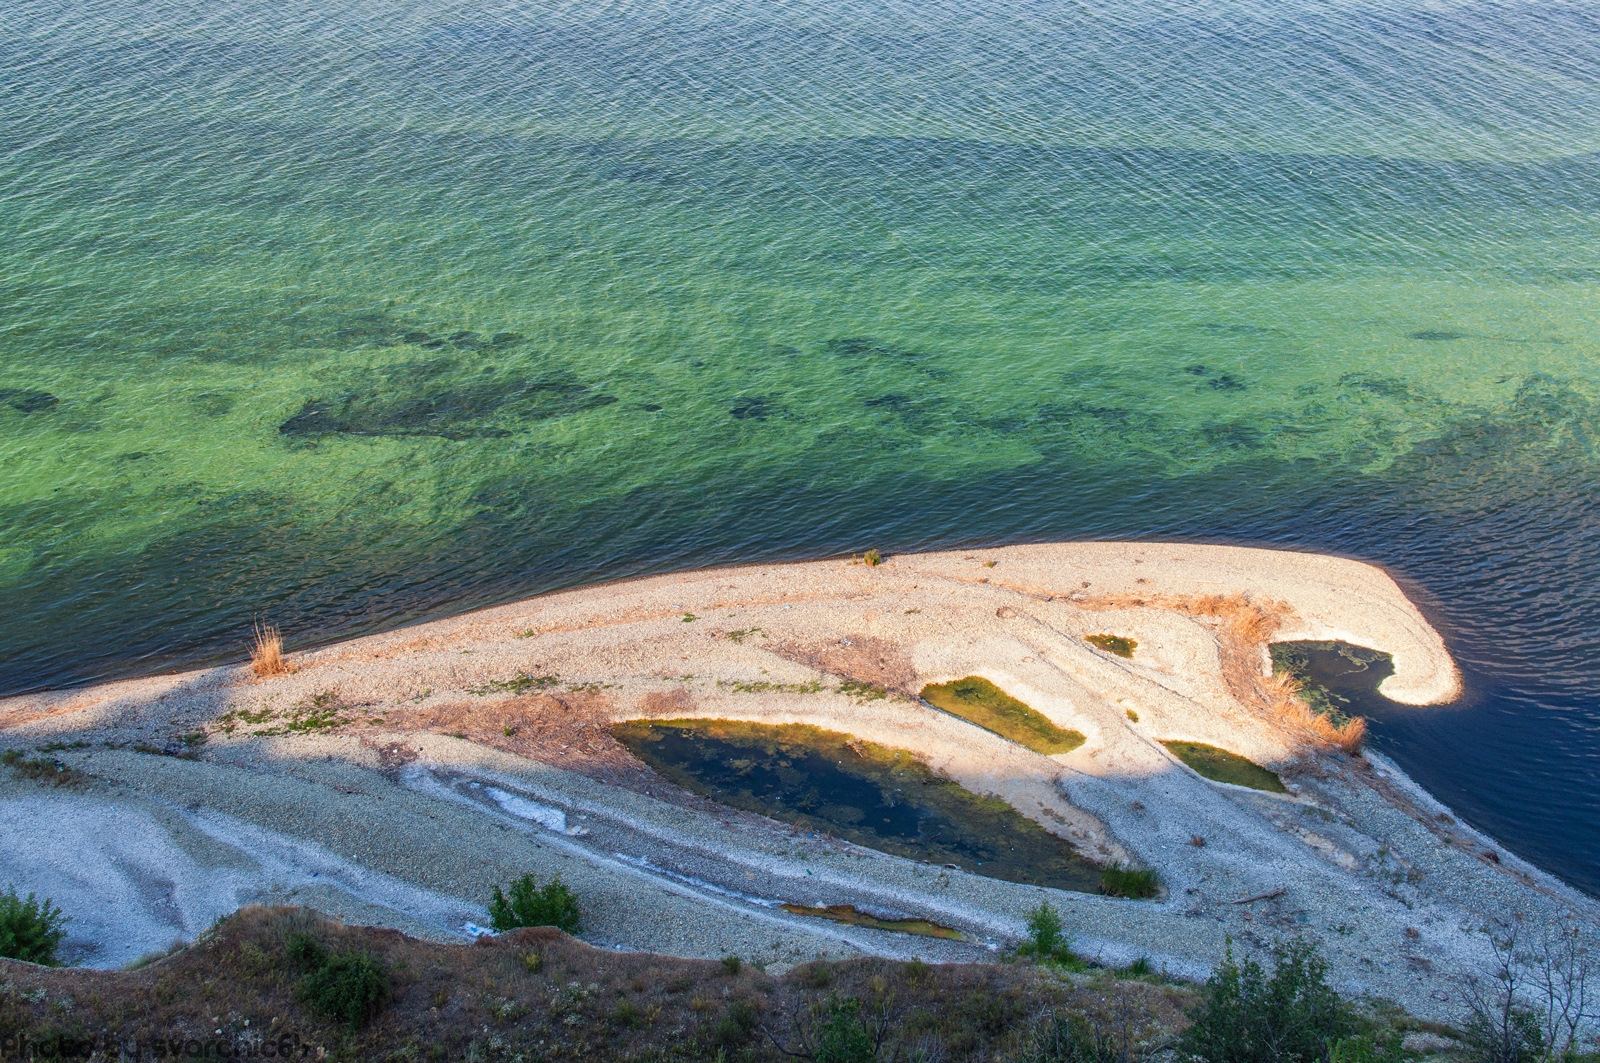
[0, 542, 1590, 1027]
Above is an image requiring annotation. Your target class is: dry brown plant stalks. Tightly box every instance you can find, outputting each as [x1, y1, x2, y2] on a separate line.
[1188, 593, 1289, 644]
[249, 621, 292, 677]
[1260, 671, 1367, 754]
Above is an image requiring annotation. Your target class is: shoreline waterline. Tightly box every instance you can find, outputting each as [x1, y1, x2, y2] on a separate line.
[4, 541, 1591, 1018]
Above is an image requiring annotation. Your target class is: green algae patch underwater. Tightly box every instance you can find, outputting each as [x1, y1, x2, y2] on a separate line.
[1087, 634, 1137, 658]
[779, 903, 963, 940]
[1271, 640, 1395, 724]
[920, 677, 1086, 755]
[1160, 741, 1287, 793]
[611, 719, 1103, 892]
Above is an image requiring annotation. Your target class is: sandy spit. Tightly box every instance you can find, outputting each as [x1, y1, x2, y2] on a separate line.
[0, 542, 1590, 1029]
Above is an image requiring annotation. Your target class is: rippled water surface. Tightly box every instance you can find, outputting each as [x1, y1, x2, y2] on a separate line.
[3, 0, 1599, 892]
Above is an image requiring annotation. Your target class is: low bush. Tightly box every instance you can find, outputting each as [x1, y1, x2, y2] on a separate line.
[1328, 1033, 1406, 1063]
[285, 931, 328, 969]
[284, 931, 390, 1030]
[489, 873, 582, 933]
[0, 886, 68, 964]
[706, 999, 758, 1049]
[814, 995, 879, 1063]
[1025, 1012, 1117, 1062]
[1016, 902, 1084, 967]
[1177, 938, 1354, 1063]
[297, 950, 391, 1030]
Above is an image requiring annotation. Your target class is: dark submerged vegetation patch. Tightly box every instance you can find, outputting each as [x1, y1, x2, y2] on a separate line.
[728, 395, 773, 420]
[920, 676, 1086, 755]
[1161, 740, 1287, 793]
[278, 371, 616, 441]
[610, 719, 1103, 890]
[0, 388, 59, 413]
[1271, 640, 1395, 722]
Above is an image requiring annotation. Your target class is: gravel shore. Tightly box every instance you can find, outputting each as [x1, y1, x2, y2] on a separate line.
[1, 542, 1590, 1027]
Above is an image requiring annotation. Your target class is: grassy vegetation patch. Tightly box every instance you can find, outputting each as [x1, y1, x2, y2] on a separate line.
[1161, 741, 1287, 793]
[1, 750, 86, 788]
[469, 672, 560, 696]
[216, 691, 373, 737]
[780, 904, 962, 940]
[1087, 634, 1138, 658]
[612, 719, 1104, 891]
[0, 904, 1445, 1063]
[1099, 864, 1161, 899]
[920, 677, 1085, 755]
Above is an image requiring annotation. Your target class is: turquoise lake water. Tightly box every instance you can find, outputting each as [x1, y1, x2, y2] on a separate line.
[3, 0, 1599, 892]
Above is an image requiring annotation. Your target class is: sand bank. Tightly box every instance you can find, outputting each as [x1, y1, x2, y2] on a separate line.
[1, 543, 1588, 1026]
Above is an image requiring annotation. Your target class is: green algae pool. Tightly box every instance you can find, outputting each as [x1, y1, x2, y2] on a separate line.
[611, 719, 1103, 892]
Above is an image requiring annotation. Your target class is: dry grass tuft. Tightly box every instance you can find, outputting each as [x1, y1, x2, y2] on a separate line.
[1260, 672, 1366, 753]
[1189, 593, 1289, 644]
[250, 621, 293, 678]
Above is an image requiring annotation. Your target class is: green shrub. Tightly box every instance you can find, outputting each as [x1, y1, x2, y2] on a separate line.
[1328, 1033, 1406, 1063]
[611, 1000, 644, 1029]
[1026, 1012, 1117, 1062]
[1099, 864, 1160, 899]
[1025, 902, 1065, 955]
[488, 873, 581, 933]
[707, 999, 758, 1049]
[285, 931, 328, 970]
[0, 887, 68, 964]
[1177, 939, 1355, 1063]
[720, 954, 742, 975]
[296, 950, 391, 1030]
[1017, 902, 1083, 967]
[1461, 1006, 1545, 1063]
[815, 996, 877, 1063]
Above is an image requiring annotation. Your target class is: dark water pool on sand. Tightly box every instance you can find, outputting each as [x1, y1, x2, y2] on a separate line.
[611, 719, 1104, 892]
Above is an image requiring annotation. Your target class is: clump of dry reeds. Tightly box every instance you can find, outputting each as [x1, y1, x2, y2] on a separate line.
[249, 621, 292, 678]
[1190, 593, 1289, 643]
[1261, 671, 1367, 754]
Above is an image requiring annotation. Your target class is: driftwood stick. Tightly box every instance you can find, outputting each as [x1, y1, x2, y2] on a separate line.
[1231, 887, 1287, 904]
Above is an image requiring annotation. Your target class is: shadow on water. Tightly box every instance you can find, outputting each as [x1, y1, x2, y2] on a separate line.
[611, 719, 1104, 892]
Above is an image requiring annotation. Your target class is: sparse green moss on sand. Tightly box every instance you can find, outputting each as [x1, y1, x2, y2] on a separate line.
[920, 676, 1086, 755]
[1161, 740, 1286, 792]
